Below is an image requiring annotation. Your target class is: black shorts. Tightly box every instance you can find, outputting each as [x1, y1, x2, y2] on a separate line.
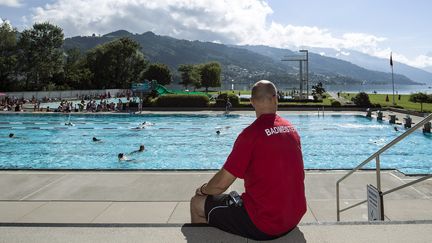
[205, 193, 285, 241]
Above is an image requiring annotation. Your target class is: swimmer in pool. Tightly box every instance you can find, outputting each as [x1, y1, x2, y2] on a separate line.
[118, 153, 127, 161]
[142, 121, 154, 126]
[216, 130, 221, 135]
[133, 122, 154, 130]
[130, 144, 145, 154]
[9, 133, 14, 138]
[118, 153, 135, 162]
[93, 137, 102, 142]
[394, 127, 399, 132]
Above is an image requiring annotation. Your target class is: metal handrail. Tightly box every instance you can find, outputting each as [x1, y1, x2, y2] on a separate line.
[336, 112, 432, 221]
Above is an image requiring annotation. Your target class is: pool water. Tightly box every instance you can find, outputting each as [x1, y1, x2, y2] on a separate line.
[0, 113, 431, 174]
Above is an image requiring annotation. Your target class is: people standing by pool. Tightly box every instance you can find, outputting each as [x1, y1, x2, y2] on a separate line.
[191, 80, 306, 241]
[225, 98, 232, 114]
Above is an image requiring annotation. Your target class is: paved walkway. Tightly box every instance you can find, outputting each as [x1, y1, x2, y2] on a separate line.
[0, 170, 431, 242]
[328, 92, 352, 105]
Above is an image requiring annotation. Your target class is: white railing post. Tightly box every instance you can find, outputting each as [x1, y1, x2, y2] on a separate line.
[376, 155, 381, 192]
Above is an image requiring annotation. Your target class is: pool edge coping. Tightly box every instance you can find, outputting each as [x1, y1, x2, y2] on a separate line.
[0, 168, 428, 177]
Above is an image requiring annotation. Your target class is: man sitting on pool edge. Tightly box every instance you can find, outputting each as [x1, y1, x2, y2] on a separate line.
[190, 80, 306, 241]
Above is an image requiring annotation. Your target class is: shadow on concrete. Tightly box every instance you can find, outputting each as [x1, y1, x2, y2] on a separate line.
[181, 224, 306, 242]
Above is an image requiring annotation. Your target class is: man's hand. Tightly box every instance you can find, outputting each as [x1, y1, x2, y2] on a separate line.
[195, 187, 204, 196]
[195, 183, 207, 196]
[194, 169, 236, 196]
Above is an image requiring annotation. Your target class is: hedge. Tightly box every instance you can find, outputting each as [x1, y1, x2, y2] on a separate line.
[331, 100, 341, 107]
[215, 93, 240, 107]
[156, 94, 209, 107]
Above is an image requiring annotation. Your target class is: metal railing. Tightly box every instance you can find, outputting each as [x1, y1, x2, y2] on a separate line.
[336, 113, 432, 221]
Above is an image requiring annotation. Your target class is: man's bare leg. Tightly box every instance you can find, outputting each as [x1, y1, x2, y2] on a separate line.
[190, 195, 207, 223]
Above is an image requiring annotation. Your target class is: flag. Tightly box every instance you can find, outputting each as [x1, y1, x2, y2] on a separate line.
[390, 52, 393, 66]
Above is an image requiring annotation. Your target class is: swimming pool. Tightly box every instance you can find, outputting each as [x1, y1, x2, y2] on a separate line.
[0, 113, 430, 174]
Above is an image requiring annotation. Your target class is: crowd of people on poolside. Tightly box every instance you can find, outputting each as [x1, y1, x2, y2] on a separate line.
[0, 90, 137, 113]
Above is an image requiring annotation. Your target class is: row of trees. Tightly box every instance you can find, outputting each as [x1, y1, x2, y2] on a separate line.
[0, 22, 221, 92]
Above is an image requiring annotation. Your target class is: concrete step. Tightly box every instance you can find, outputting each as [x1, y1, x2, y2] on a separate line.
[0, 221, 431, 243]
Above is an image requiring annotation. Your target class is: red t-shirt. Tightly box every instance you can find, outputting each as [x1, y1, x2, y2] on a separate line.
[223, 113, 306, 236]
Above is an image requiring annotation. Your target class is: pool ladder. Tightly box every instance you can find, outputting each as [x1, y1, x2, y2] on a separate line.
[336, 113, 432, 221]
[317, 106, 325, 116]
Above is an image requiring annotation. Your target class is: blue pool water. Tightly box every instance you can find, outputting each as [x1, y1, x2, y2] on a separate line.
[0, 113, 430, 174]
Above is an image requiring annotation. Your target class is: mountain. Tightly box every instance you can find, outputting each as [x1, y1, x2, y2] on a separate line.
[307, 47, 432, 84]
[64, 30, 420, 88]
[65, 30, 301, 88]
[239, 45, 419, 86]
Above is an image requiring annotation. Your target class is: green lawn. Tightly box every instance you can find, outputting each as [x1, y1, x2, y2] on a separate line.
[342, 93, 432, 112]
[178, 90, 334, 106]
[208, 90, 251, 96]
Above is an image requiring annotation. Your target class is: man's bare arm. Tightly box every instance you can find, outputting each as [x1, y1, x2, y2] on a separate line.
[197, 168, 236, 196]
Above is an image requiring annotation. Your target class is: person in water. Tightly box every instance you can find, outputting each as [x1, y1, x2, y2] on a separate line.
[118, 153, 136, 162]
[133, 121, 154, 130]
[216, 130, 221, 135]
[130, 144, 145, 154]
[118, 153, 127, 161]
[93, 137, 101, 142]
[9, 133, 14, 138]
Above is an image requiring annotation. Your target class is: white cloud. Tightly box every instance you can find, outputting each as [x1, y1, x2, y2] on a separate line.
[30, 0, 431, 70]
[0, 0, 22, 7]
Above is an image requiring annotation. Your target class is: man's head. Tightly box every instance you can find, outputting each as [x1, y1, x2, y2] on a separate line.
[139, 144, 145, 152]
[250, 80, 278, 116]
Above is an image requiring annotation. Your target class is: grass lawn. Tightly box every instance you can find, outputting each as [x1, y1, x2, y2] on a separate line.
[342, 93, 432, 112]
[170, 90, 334, 106]
[208, 90, 251, 96]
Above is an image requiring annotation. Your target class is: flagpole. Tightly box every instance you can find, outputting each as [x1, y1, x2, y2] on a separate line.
[390, 52, 395, 105]
[392, 64, 395, 105]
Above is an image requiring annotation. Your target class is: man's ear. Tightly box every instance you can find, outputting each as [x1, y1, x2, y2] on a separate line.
[272, 95, 278, 105]
[250, 98, 255, 108]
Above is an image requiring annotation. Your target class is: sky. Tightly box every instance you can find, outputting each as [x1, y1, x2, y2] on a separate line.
[1, 0, 431, 71]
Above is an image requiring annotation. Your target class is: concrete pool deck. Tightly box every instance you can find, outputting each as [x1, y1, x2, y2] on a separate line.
[0, 170, 431, 242]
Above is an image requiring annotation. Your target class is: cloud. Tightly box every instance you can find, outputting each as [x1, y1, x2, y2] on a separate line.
[30, 0, 431, 69]
[0, 0, 22, 7]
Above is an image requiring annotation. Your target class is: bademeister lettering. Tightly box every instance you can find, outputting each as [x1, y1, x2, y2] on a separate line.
[265, 126, 295, 136]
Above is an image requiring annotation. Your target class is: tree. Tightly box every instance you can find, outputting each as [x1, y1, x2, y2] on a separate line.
[409, 92, 431, 112]
[0, 21, 18, 91]
[86, 37, 147, 89]
[352, 92, 371, 107]
[62, 48, 92, 89]
[312, 82, 325, 96]
[178, 64, 200, 89]
[18, 22, 64, 90]
[143, 63, 172, 86]
[198, 62, 221, 92]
